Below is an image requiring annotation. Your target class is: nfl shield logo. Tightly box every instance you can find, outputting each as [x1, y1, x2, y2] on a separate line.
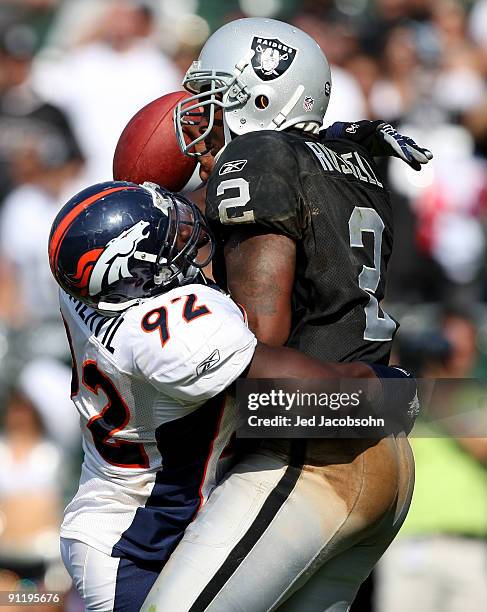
[251, 37, 297, 81]
[303, 96, 314, 112]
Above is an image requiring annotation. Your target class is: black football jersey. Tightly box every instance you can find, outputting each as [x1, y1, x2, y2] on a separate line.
[205, 129, 397, 365]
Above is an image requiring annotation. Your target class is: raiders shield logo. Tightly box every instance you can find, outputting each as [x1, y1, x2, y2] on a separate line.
[251, 37, 297, 81]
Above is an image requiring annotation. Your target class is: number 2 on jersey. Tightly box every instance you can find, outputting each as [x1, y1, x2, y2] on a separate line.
[217, 178, 254, 224]
[84, 361, 149, 469]
[348, 207, 396, 341]
[63, 319, 149, 469]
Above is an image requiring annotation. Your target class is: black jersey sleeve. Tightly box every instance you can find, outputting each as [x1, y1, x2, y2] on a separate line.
[206, 131, 306, 241]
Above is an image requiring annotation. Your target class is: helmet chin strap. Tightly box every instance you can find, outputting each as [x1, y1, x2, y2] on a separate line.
[294, 121, 320, 133]
[97, 298, 143, 314]
[154, 262, 207, 287]
[268, 84, 305, 130]
[180, 266, 208, 286]
[221, 50, 254, 149]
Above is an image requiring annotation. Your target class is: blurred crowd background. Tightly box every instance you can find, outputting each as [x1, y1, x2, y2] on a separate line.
[0, 1, 485, 611]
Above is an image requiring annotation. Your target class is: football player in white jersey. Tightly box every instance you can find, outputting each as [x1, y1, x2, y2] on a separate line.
[49, 180, 415, 611]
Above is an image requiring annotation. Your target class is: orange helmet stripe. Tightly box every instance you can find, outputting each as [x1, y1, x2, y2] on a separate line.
[48, 186, 136, 273]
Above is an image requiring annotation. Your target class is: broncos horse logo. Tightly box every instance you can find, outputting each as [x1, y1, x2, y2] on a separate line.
[72, 221, 150, 296]
[71, 247, 104, 295]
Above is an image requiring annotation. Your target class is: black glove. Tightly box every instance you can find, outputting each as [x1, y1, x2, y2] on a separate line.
[369, 364, 420, 435]
[323, 120, 433, 171]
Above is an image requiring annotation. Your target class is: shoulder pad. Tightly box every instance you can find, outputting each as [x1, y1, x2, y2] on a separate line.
[206, 132, 304, 239]
[126, 285, 256, 403]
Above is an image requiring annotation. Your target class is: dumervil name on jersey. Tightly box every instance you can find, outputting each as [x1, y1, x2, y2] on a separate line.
[65, 293, 123, 354]
[306, 141, 384, 188]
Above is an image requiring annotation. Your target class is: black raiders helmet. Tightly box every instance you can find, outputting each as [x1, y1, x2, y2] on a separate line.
[48, 181, 214, 313]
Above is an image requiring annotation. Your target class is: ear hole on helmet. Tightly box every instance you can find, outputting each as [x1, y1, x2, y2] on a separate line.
[255, 95, 269, 110]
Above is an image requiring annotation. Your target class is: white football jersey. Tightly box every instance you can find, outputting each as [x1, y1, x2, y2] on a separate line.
[59, 283, 256, 565]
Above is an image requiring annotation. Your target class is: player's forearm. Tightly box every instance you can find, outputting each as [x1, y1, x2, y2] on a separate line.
[246, 343, 417, 433]
[247, 343, 375, 380]
[247, 342, 380, 418]
[224, 228, 295, 345]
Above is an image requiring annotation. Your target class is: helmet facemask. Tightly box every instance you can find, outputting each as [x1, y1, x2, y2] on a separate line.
[151, 186, 215, 290]
[175, 60, 251, 158]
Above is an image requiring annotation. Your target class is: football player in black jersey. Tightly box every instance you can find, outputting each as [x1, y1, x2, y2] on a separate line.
[143, 18, 429, 612]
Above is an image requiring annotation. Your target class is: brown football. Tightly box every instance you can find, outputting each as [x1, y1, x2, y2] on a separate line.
[113, 91, 197, 191]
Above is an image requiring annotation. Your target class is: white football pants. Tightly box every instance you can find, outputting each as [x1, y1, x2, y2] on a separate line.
[142, 435, 414, 612]
[60, 538, 160, 611]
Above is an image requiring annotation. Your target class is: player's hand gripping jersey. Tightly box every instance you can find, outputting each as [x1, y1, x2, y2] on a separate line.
[59, 284, 256, 565]
[206, 130, 397, 365]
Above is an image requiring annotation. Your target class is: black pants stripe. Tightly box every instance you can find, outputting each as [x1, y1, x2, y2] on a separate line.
[189, 441, 306, 612]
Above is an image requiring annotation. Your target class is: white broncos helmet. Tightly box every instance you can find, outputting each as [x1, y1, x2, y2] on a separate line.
[174, 18, 332, 157]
